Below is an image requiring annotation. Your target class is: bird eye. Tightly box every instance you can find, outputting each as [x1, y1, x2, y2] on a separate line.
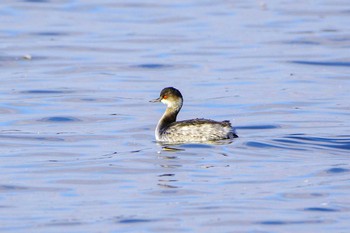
[163, 95, 168, 99]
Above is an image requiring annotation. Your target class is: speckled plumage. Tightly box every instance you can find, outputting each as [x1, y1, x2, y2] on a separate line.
[150, 87, 238, 143]
[160, 118, 236, 143]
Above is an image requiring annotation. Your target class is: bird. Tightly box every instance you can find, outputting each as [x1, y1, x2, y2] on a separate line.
[150, 87, 238, 143]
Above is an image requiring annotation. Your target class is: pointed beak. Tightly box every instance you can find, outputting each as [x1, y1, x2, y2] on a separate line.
[149, 97, 162, 103]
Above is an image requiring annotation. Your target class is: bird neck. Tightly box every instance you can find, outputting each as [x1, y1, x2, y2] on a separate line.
[155, 105, 181, 140]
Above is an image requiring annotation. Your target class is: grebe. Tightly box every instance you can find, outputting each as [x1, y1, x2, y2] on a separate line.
[150, 87, 238, 143]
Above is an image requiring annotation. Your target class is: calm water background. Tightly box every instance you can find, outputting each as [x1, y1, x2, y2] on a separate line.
[1, 0, 350, 232]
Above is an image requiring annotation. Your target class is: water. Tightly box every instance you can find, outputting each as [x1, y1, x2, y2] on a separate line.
[1, 0, 350, 232]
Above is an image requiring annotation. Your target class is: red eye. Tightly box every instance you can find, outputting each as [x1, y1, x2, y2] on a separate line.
[163, 95, 168, 99]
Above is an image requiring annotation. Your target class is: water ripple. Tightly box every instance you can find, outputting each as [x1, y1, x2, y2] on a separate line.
[291, 60, 350, 67]
[20, 90, 74, 95]
[117, 218, 155, 224]
[304, 207, 340, 212]
[134, 64, 173, 69]
[39, 116, 82, 123]
[258, 219, 326, 225]
[278, 135, 350, 151]
[326, 167, 350, 174]
[0, 184, 68, 192]
[237, 124, 280, 130]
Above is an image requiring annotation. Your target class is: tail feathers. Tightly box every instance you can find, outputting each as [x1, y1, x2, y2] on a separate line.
[229, 127, 238, 139]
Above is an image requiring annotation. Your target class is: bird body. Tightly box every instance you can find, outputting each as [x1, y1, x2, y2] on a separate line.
[151, 87, 237, 143]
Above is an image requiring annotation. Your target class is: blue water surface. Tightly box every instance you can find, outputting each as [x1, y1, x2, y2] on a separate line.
[0, 0, 350, 232]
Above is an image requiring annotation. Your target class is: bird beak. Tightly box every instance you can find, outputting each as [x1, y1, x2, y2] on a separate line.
[149, 97, 162, 103]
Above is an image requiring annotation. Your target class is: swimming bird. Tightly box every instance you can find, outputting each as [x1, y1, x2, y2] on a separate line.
[150, 87, 238, 143]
